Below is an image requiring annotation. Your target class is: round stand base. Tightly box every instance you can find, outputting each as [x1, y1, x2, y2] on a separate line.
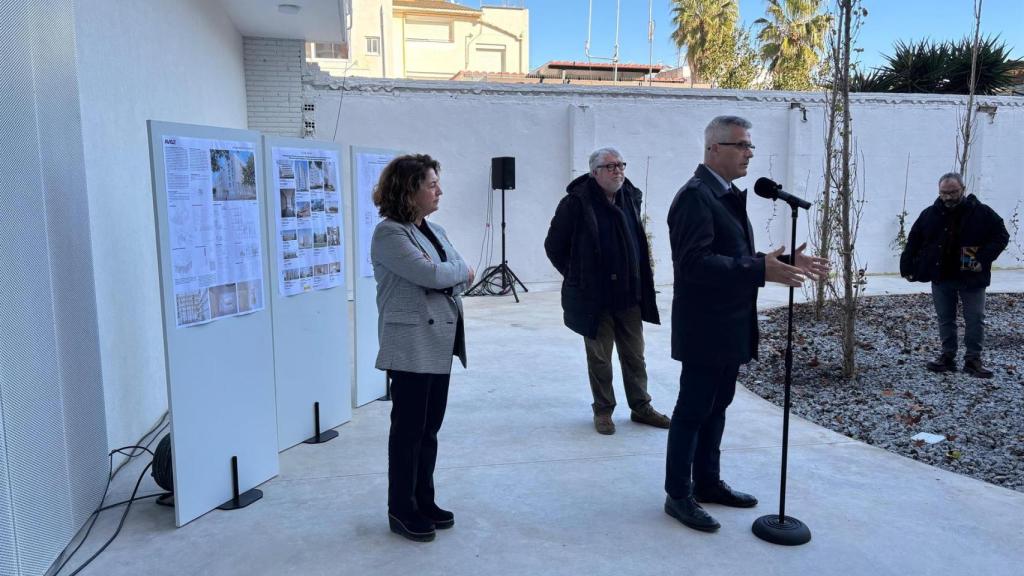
[303, 429, 338, 444]
[752, 514, 811, 546]
[156, 493, 175, 507]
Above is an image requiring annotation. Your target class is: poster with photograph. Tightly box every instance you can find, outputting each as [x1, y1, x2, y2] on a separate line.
[353, 149, 400, 277]
[160, 135, 265, 328]
[271, 146, 344, 296]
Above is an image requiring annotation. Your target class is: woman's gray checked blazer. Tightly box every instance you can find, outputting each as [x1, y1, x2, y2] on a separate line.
[371, 218, 469, 374]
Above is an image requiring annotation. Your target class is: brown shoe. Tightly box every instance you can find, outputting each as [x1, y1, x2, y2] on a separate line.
[926, 352, 956, 373]
[594, 413, 616, 435]
[630, 404, 671, 429]
[963, 358, 993, 379]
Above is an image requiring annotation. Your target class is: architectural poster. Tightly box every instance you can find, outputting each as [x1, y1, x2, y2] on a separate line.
[160, 135, 265, 327]
[271, 146, 344, 296]
[353, 149, 400, 278]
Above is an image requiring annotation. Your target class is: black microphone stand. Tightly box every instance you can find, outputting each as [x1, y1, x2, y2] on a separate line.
[752, 201, 812, 546]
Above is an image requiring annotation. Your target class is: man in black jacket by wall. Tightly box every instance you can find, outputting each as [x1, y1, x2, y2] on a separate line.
[664, 116, 828, 532]
[544, 147, 670, 435]
[900, 172, 1009, 378]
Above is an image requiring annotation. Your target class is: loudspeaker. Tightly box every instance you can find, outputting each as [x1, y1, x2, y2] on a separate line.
[151, 434, 173, 492]
[491, 156, 515, 190]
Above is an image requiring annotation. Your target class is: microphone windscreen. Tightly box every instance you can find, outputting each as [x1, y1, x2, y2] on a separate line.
[754, 177, 779, 199]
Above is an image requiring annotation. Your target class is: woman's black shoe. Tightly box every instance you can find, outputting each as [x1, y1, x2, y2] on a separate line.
[388, 513, 436, 542]
[419, 503, 454, 529]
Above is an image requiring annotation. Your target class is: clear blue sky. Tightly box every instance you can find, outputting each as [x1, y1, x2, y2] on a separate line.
[507, 0, 1024, 72]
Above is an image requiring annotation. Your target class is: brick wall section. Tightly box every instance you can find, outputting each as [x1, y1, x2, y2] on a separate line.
[244, 37, 304, 137]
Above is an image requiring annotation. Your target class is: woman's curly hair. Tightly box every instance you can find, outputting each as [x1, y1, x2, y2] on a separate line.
[372, 154, 440, 223]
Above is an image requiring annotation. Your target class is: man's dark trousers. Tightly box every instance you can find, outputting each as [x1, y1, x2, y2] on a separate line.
[931, 280, 986, 360]
[664, 362, 740, 498]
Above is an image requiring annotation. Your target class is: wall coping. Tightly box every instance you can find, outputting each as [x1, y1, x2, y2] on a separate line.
[303, 71, 1024, 107]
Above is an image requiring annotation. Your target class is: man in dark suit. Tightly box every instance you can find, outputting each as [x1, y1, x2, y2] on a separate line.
[663, 116, 827, 532]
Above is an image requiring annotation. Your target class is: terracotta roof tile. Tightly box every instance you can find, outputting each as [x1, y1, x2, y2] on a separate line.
[542, 60, 665, 73]
[393, 0, 480, 12]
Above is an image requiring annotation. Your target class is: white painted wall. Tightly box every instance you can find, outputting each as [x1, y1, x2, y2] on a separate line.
[76, 0, 248, 452]
[311, 80, 1024, 291]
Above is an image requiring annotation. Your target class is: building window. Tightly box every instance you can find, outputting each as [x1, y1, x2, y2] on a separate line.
[366, 36, 381, 55]
[405, 19, 453, 43]
[476, 45, 507, 73]
[307, 42, 347, 60]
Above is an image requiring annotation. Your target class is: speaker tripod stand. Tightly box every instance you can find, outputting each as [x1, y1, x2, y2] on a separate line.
[466, 187, 527, 302]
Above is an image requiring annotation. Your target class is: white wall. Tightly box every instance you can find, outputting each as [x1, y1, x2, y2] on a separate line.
[311, 79, 1024, 289]
[76, 0, 249, 452]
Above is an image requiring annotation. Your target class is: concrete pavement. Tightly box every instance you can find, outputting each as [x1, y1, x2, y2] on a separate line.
[75, 271, 1024, 576]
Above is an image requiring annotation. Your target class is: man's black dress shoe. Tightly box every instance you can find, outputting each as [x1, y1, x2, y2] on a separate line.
[664, 496, 720, 532]
[419, 502, 454, 529]
[694, 480, 758, 508]
[388, 512, 436, 542]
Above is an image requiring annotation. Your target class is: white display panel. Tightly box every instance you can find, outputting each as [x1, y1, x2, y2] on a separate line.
[148, 121, 279, 527]
[264, 136, 352, 449]
[350, 147, 403, 406]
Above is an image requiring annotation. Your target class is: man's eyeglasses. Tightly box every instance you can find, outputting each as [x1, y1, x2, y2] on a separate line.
[718, 142, 756, 151]
[597, 162, 627, 172]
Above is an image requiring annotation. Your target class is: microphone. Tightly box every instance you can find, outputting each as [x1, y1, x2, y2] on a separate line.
[754, 177, 811, 210]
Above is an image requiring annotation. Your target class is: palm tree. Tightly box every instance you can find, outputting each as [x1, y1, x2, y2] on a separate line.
[670, 0, 739, 86]
[754, 0, 831, 90]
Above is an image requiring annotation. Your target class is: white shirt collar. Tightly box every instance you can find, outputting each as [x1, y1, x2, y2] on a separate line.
[705, 166, 732, 192]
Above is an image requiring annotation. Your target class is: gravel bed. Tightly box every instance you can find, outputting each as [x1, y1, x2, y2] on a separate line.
[741, 292, 1024, 493]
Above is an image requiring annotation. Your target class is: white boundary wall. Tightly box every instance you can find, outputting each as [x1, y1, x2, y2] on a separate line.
[308, 77, 1024, 290]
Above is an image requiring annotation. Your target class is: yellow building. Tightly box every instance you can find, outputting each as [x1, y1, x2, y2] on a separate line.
[307, 0, 529, 80]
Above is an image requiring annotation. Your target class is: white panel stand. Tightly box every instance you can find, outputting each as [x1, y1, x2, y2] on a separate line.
[148, 121, 279, 527]
[262, 136, 351, 450]
[350, 147, 403, 406]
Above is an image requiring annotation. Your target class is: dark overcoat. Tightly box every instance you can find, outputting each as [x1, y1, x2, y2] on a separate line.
[544, 174, 660, 339]
[667, 165, 764, 366]
[899, 194, 1009, 289]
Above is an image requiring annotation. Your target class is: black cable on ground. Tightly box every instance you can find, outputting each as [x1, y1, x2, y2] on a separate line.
[96, 492, 170, 513]
[63, 461, 154, 576]
[473, 181, 496, 278]
[111, 412, 167, 478]
[47, 444, 161, 576]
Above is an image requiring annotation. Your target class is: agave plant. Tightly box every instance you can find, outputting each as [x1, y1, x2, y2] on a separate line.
[871, 36, 1022, 95]
[849, 68, 893, 92]
[881, 39, 952, 93]
[944, 35, 1023, 95]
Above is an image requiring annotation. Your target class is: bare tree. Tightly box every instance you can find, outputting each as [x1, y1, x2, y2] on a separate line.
[814, 0, 866, 379]
[956, 0, 984, 181]
[812, 25, 842, 320]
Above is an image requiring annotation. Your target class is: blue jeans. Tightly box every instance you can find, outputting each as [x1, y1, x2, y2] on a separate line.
[931, 280, 986, 360]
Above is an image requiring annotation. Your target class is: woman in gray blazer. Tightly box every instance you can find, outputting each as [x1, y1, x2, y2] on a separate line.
[371, 154, 474, 543]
